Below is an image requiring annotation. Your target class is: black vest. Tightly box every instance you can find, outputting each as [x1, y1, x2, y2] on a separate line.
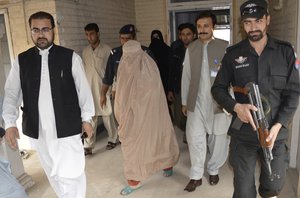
[18, 45, 82, 139]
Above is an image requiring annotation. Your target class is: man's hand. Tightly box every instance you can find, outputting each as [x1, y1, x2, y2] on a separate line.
[234, 103, 257, 130]
[266, 123, 282, 149]
[100, 84, 110, 109]
[167, 91, 175, 102]
[182, 105, 187, 116]
[82, 122, 93, 138]
[100, 95, 107, 109]
[5, 127, 19, 150]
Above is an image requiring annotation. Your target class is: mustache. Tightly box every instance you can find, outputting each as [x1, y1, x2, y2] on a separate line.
[198, 32, 208, 35]
[37, 38, 48, 41]
[248, 30, 262, 34]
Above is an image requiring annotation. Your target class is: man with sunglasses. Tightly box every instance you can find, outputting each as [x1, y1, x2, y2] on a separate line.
[211, 1, 300, 197]
[2, 11, 94, 197]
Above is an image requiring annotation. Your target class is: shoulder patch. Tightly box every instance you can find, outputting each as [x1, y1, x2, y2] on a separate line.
[295, 59, 300, 70]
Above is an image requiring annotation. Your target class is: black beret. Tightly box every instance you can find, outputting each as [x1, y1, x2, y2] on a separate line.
[119, 24, 136, 34]
[240, 0, 268, 20]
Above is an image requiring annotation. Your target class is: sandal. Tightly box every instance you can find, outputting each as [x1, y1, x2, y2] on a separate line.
[84, 148, 93, 156]
[106, 142, 117, 150]
[120, 184, 142, 196]
[163, 168, 173, 177]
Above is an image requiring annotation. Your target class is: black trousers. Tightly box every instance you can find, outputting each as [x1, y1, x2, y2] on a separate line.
[229, 137, 287, 198]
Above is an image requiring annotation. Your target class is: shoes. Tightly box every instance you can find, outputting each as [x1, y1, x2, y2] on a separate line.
[209, 174, 219, 185]
[184, 179, 202, 192]
[106, 141, 117, 150]
[84, 148, 93, 156]
[120, 184, 142, 196]
[163, 168, 173, 177]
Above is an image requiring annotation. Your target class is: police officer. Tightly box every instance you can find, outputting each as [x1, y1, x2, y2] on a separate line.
[101, 24, 153, 108]
[211, 0, 300, 198]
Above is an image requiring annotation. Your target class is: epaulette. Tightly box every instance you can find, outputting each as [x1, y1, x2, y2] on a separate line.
[225, 42, 243, 52]
[273, 38, 293, 48]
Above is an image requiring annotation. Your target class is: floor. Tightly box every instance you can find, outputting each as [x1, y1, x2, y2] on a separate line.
[23, 127, 298, 198]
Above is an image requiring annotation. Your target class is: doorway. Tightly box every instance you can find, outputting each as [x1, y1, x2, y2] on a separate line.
[167, 1, 232, 44]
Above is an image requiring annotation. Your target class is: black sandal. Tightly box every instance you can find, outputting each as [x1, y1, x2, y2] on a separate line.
[106, 142, 117, 150]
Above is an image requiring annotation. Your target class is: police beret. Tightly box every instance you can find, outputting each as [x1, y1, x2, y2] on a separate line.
[119, 24, 136, 34]
[240, 0, 268, 20]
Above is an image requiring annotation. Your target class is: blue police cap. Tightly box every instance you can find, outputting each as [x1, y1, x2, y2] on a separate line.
[240, 0, 268, 20]
[119, 24, 136, 34]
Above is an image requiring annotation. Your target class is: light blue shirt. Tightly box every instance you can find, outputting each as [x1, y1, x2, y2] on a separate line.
[0, 158, 29, 198]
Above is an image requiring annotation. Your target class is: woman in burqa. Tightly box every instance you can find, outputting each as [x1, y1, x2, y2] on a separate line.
[149, 30, 171, 93]
[115, 40, 179, 196]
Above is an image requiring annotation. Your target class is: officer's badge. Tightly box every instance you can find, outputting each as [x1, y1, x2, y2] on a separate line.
[214, 58, 221, 70]
[235, 56, 247, 64]
[295, 59, 300, 70]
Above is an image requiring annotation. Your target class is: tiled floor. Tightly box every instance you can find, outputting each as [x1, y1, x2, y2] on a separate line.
[23, 127, 298, 198]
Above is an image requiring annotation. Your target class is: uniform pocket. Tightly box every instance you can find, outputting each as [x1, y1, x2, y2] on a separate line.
[270, 63, 288, 90]
[271, 75, 287, 90]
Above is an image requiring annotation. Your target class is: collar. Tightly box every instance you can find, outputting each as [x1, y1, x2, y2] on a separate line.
[244, 34, 276, 55]
[36, 44, 54, 56]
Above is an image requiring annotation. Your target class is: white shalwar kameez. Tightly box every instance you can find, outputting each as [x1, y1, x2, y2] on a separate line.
[3, 46, 94, 198]
[182, 44, 229, 180]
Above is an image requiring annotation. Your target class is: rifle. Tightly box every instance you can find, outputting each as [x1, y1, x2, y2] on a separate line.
[234, 82, 279, 181]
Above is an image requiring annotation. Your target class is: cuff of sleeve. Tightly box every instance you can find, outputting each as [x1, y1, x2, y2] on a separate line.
[275, 116, 289, 129]
[5, 123, 17, 130]
[82, 117, 92, 123]
[225, 100, 237, 114]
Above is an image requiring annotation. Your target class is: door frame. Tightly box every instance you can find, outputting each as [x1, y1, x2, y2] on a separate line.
[0, 8, 15, 68]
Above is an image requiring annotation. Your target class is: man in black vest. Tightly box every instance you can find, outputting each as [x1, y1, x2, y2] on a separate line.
[2, 11, 94, 198]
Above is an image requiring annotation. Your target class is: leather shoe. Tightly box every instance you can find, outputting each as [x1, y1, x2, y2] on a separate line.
[209, 174, 219, 185]
[184, 179, 202, 192]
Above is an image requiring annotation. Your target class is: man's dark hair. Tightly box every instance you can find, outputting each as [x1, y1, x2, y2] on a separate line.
[84, 23, 99, 32]
[29, 11, 55, 28]
[195, 10, 217, 27]
[177, 23, 196, 34]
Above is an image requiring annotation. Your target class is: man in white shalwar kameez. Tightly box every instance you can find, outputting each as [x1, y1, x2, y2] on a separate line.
[82, 23, 118, 153]
[2, 11, 94, 198]
[181, 11, 231, 192]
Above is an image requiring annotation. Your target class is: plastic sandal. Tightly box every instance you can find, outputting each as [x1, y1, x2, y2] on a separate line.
[163, 169, 173, 177]
[120, 184, 142, 196]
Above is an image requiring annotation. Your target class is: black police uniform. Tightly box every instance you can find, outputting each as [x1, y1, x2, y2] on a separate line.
[102, 46, 154, 86]
[167, 40, 185, 94]
[167, 40, 187, 130]
[211, 35, 300, 198]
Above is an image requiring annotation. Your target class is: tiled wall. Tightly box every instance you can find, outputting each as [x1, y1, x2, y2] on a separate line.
[55, 0, 136, 54]
[135, 0, 167, 46]
[1, 0, 136, 57]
